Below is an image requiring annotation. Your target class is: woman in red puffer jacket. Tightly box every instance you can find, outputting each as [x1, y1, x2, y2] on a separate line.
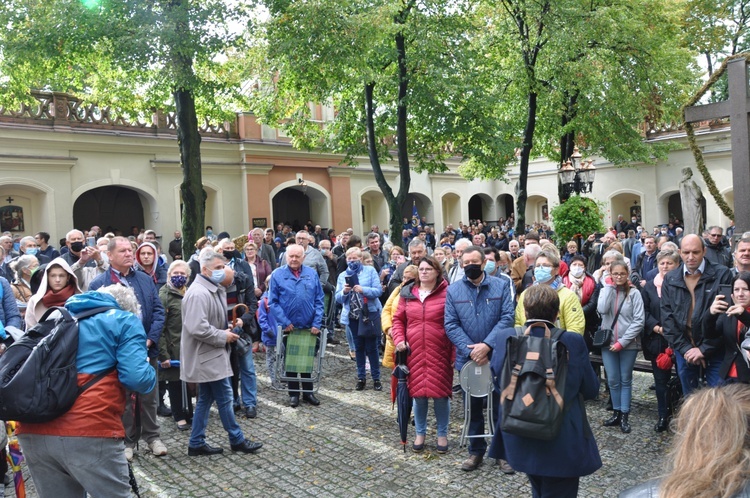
[392, 256, 455, 454]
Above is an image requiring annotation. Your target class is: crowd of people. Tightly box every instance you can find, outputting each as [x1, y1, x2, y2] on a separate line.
[0, 213, 747, 497]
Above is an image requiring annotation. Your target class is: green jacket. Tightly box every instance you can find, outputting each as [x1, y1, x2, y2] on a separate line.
[158, 284, 184, 382]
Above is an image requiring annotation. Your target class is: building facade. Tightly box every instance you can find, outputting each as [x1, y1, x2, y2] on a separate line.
[0, 92, 734, 244]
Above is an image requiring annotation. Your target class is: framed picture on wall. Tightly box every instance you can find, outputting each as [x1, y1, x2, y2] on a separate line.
[0, 206, 24, 232]
[542, 204, 549, 221]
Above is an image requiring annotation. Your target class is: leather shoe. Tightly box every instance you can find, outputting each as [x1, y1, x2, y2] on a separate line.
[373, 380, 382, 391]
[289, 395, 300, 408]
[655, 417, 669, 432]
[461, 454, 483, 471]
[302, 394, 320, 406]
[187, 444, 224, 456]
[244, 406, 257, 419]
[499, 459, 516, 475]
[355, 379, 366, 391]
[231, 440, 263, 453]
[156, 404, 172, 417]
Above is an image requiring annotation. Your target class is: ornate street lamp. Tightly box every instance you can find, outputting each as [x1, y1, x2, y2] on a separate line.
[559, 146, 596, 199]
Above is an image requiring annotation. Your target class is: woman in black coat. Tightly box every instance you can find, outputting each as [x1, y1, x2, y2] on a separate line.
[705, 271, 750, 384]
[640, 250, 680, 432]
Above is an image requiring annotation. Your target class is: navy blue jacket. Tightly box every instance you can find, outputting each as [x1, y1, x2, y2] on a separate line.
[89, 268, 166, 358]
[444, 272, 515, 371]
[488, 324, 602, 478]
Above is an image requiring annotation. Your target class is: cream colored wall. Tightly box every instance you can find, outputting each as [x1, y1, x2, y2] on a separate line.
[0, 123, 736, 246]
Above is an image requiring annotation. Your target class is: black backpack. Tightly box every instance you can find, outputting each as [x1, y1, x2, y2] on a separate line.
[0, 305, 114, 423]
[500, 324, 569, 441]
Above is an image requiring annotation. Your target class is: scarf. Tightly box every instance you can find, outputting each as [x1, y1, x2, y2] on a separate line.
[567, 274, 584, 301]
[654, 273, 664, 298]
[41, 284, 76, 309]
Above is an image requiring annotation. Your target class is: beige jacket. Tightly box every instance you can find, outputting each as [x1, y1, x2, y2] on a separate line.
[180, 274, 232, 383]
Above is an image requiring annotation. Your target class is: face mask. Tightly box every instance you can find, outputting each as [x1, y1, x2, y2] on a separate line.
[12, 243, 20, 252]
[464, 263, 483, 280]
[226, 250, 240, 260]
[321, 249, 328, 255]
[209, 269, 225, 284]
[347, 261, 362, 273]
[70, 241, 84, 253]
[170, 275, 187, 288]
[206, 230, 213, 237]
[484, 261, 496, 274]
[570, 265, 585, 278]
[661, 230, 667, 235]
[534, 266, 553, 283]
[499, 264, 509, 273]
[25, 248, 38, 256]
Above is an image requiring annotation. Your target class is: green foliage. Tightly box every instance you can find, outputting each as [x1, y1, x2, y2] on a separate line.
[549, 196, 606, 247]
[249, 0, 518, 177]
[466, 0, 699, 178]
[0, 0, 253, 121]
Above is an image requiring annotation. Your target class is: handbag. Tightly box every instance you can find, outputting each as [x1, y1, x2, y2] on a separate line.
[593, 294, 626, 348]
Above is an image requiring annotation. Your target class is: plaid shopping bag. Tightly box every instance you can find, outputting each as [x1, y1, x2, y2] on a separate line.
[285, 329, 317, 374]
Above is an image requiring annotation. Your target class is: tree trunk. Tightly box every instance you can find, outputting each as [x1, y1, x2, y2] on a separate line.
[558, 92, 578, 203]
[365, 6, 412, 249]
[515, 91, 537, 234]
[174, 87, 205, 260]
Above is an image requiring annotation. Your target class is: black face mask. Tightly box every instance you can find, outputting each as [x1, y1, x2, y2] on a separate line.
[464, 263, 483, 280]
[226, 250, 240, 260]
[70, 241, 84, 253]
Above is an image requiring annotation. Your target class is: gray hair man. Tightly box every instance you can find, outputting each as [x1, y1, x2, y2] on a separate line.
[181, 248, 263, 456]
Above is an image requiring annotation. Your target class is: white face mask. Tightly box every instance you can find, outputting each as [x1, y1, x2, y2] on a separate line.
[570, 266, 585, 278]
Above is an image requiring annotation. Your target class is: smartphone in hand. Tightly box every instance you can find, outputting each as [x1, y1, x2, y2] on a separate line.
[719, 284, 734, 306]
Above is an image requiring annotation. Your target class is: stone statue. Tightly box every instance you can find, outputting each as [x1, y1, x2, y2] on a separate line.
[679, 167, 704, 235]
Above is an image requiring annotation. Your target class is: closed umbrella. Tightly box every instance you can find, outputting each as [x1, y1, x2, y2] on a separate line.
[392, 347, 411, 452]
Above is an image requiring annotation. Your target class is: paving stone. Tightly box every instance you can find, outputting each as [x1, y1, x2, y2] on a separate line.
[9, 345, 671, 497]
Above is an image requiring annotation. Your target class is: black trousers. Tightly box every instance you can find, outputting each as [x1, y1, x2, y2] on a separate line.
[527, 475, 580, 498]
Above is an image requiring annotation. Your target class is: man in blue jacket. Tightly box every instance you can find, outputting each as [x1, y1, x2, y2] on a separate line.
[89, 236, 166, 461]
[269, 244, 324, 408]
[445, 245, 515, 472]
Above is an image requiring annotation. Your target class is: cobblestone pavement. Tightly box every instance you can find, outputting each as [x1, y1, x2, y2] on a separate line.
[10, 339, 672, 498]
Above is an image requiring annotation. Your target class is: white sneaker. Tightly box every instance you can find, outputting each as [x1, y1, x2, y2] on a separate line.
[148, 439, 168, 456]
[124, 447, 134, 462]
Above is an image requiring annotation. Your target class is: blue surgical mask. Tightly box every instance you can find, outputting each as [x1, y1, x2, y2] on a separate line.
[484, 261, 496, 274]
[534, 266, 553, 283]
[25, 248, 38, 256]
[206, 230, 213, 237]
[12, 243, 19, 252]
[209, 269, 225, 284]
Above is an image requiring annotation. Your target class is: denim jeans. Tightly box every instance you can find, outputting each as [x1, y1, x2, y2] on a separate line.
[674, 349, 723, 396]
[238, 349, 257, 408]
[354, 335, 380, 381]
[189, 377, 245, 448]
[345, 324, 356, 352]
[413, 397, 450, 438]
[601, 348, 638, 413]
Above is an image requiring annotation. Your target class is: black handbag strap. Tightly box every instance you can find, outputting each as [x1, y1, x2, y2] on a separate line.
[609, 292, 627, 329]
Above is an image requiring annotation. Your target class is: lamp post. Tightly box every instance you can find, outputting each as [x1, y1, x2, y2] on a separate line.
[559, 146, 596, 200]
